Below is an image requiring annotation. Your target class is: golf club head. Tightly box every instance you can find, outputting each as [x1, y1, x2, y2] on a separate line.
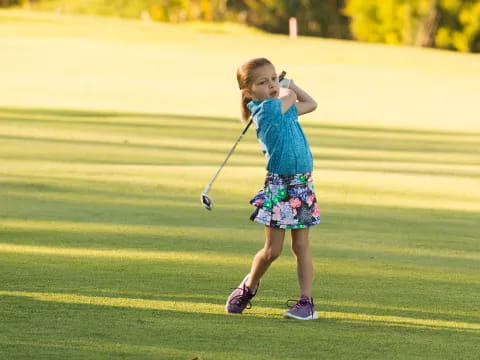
[201, 193, 214, 211]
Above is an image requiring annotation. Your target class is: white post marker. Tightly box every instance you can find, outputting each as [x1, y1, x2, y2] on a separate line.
[289, 17, 298, 39]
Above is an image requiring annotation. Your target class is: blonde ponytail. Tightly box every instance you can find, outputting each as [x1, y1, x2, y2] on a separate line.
[240, 89, 252, 123]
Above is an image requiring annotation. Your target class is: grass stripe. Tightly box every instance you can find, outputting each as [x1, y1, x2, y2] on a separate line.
[1, 290, 478, 331]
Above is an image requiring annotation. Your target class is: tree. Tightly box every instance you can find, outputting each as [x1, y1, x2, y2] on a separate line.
[229, 0, 350, 38]
[345, 0, 480, 52]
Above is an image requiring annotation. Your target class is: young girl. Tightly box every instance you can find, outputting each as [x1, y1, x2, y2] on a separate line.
[226, 57, 320, 320]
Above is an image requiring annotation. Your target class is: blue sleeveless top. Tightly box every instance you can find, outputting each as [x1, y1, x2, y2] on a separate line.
[247, 98, 313, 175]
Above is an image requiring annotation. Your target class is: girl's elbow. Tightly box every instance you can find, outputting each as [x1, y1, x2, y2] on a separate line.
[310, 101, 318, 112]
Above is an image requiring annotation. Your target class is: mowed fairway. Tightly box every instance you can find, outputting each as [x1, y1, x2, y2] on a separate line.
[1, 10, 480, 360]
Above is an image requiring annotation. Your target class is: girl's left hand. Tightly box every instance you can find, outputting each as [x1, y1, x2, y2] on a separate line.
[279, 78, 293, 88]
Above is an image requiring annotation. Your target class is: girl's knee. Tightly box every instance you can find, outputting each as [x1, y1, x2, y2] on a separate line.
[291, 240, 310, 256]
[264, 247, 282, 263]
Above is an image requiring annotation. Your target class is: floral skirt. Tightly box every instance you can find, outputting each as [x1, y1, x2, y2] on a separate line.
[249, 172, 320, 229]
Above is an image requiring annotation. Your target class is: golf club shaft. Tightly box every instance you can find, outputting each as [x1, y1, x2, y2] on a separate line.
[203, 71, 286, 195]
[203, 118, 252, 193]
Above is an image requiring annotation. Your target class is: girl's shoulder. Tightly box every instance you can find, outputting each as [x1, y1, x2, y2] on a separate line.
[247, 98, 282, 119]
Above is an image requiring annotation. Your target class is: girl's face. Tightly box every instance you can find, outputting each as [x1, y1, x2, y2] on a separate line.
[248, 64, 280, 101]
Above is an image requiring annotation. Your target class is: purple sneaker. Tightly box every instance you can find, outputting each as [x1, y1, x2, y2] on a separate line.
[284, 296, 319, 320]
[226, 274, 259, 314]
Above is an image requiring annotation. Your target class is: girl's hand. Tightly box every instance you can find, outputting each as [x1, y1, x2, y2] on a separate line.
[279, 78, 293, 89]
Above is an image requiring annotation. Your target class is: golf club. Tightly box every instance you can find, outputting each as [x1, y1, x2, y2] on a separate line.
[200, 71, 286, 210]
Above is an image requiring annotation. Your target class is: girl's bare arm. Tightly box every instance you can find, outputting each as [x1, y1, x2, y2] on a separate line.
[290, 81, 317, 115]
[279, 87, 297, 114]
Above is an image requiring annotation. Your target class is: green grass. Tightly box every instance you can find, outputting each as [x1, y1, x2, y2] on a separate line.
[1, 9, 480, 360]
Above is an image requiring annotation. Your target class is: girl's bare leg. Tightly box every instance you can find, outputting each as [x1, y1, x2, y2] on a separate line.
[245, 226, 285, 291]
[290, 228, 313, 298]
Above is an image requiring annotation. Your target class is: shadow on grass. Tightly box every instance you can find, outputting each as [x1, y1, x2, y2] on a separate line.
[2, 290, 479, 332]
[2, 106, 479, 351]
[1, 196, 478, 249]
[1, 170, 478, 255]
[2, 106, 480, 136]
[1, 290, 479, 360]
[1, 107, 479, 170]
[1, 239, 479, 316]
[0, 290, 480, 339]
[2, 133, 479, 176]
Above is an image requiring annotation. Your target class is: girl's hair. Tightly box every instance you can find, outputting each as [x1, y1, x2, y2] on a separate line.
[237, 57, 273, 123]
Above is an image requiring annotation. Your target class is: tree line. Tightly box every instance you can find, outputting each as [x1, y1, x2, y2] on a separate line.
[2, 0, 479, 52]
